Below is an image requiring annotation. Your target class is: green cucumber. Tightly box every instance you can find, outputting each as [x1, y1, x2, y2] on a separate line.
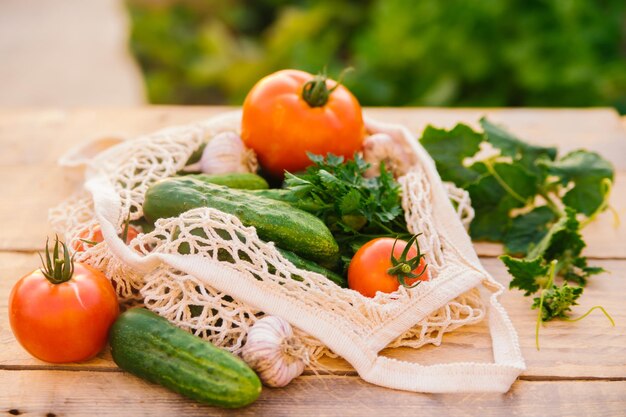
[172, 228, 344, 287]
[109, 308, 261, 408]
[277, 248, 346, 287]
[143, 177, 339, 264]
[245, 188, 325, 212]
[186, 173, 269, 190]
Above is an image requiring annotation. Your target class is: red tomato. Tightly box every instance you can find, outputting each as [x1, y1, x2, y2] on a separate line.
[9, 239, 119, 363]
[72, 224, 139, 252]
[241, 69, 365, 178]
[348, 237, 429, 298]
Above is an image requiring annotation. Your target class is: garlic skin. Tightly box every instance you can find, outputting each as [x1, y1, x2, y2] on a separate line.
[362, 132, 413, 178]
[200, 131, 258, 174]
[241, 316, 308, 387]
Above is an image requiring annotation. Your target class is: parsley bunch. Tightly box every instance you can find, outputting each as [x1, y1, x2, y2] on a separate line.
[420, 118, 615, 343]
[284, 153, 410, 270]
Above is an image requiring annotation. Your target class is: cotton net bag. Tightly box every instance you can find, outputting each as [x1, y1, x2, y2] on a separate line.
[50, 111, 525, 393]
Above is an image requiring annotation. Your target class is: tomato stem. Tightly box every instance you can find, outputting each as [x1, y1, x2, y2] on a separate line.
[301, 68, 353, 108]
[386, 234, 428, 288]
[39, 236, 74, 284]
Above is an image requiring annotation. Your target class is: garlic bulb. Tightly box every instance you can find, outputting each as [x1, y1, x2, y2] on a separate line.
[362, 132, 413, 178]
[241, 316, 308, 387]
[200, 131, 258, 174]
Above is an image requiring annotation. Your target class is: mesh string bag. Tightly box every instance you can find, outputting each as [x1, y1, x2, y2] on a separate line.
[50, 111, 525, 393]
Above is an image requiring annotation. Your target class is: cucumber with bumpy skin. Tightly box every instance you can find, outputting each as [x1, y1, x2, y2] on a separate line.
[109, 308, 261, 408]
[246, 188, 325, 212]
[132, 173, 268, 233]
[143, 177, 339, 264]
[185, 173, 269, 190]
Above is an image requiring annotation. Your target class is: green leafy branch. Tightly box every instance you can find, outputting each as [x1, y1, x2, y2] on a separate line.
[420, 118, 616, 343]
[529, 259, 614, 350]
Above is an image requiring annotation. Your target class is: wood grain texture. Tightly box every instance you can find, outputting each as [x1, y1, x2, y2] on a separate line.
[2, 171, 623, 256]
[1, 371, 625, 417]
[1, 107, 625, 254]
[1, 107, 623, 166]
[2, 253, 625, 379]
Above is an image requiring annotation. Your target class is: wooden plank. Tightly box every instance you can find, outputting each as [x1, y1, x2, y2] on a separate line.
[0, 107, 232, 166]
[0, 165, 83, 251]
[1, 370, 625, 417]
[2, 166, 623, 256]
[5, 165, 618, 256]
[2, 107, 624, 167]
[2, 252, 625, 379]
[1, 108, 625, 254]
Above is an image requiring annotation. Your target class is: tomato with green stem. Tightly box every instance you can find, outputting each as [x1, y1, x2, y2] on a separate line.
[241, 69, 365, 178]
[348, 235, 429, 298]
[9, 237, 119, 363]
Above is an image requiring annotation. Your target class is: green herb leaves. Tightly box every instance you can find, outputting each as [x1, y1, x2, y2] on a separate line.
[420, 118, 614, 327]
[502, 207, 603, 313]
[532, 283, 583, 321]
[500, 255, 549, 296]
[284, 153, 409, 269]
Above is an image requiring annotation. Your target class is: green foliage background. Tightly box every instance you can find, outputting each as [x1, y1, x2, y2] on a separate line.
[127, 0, 626, 112]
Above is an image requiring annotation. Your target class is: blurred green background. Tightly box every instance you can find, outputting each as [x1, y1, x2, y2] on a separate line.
[126, 0, 626, 112]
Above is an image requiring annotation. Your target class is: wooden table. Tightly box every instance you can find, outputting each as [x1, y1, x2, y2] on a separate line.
[1, 107, 625, 416]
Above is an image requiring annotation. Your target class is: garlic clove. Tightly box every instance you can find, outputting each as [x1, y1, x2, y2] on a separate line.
[200, 131, 259, 174]
[241, 316, 307, 388]
[362, 132, 413, 178]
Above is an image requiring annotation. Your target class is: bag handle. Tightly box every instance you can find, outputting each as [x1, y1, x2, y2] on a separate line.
[358, 284, 525, 393]
[358, 119, 524, 392]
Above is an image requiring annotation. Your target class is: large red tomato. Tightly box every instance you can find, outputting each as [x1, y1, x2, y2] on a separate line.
[348, 236, 429, 298]
[9, 238, 119, 363]
[241, 69, 365, 178]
